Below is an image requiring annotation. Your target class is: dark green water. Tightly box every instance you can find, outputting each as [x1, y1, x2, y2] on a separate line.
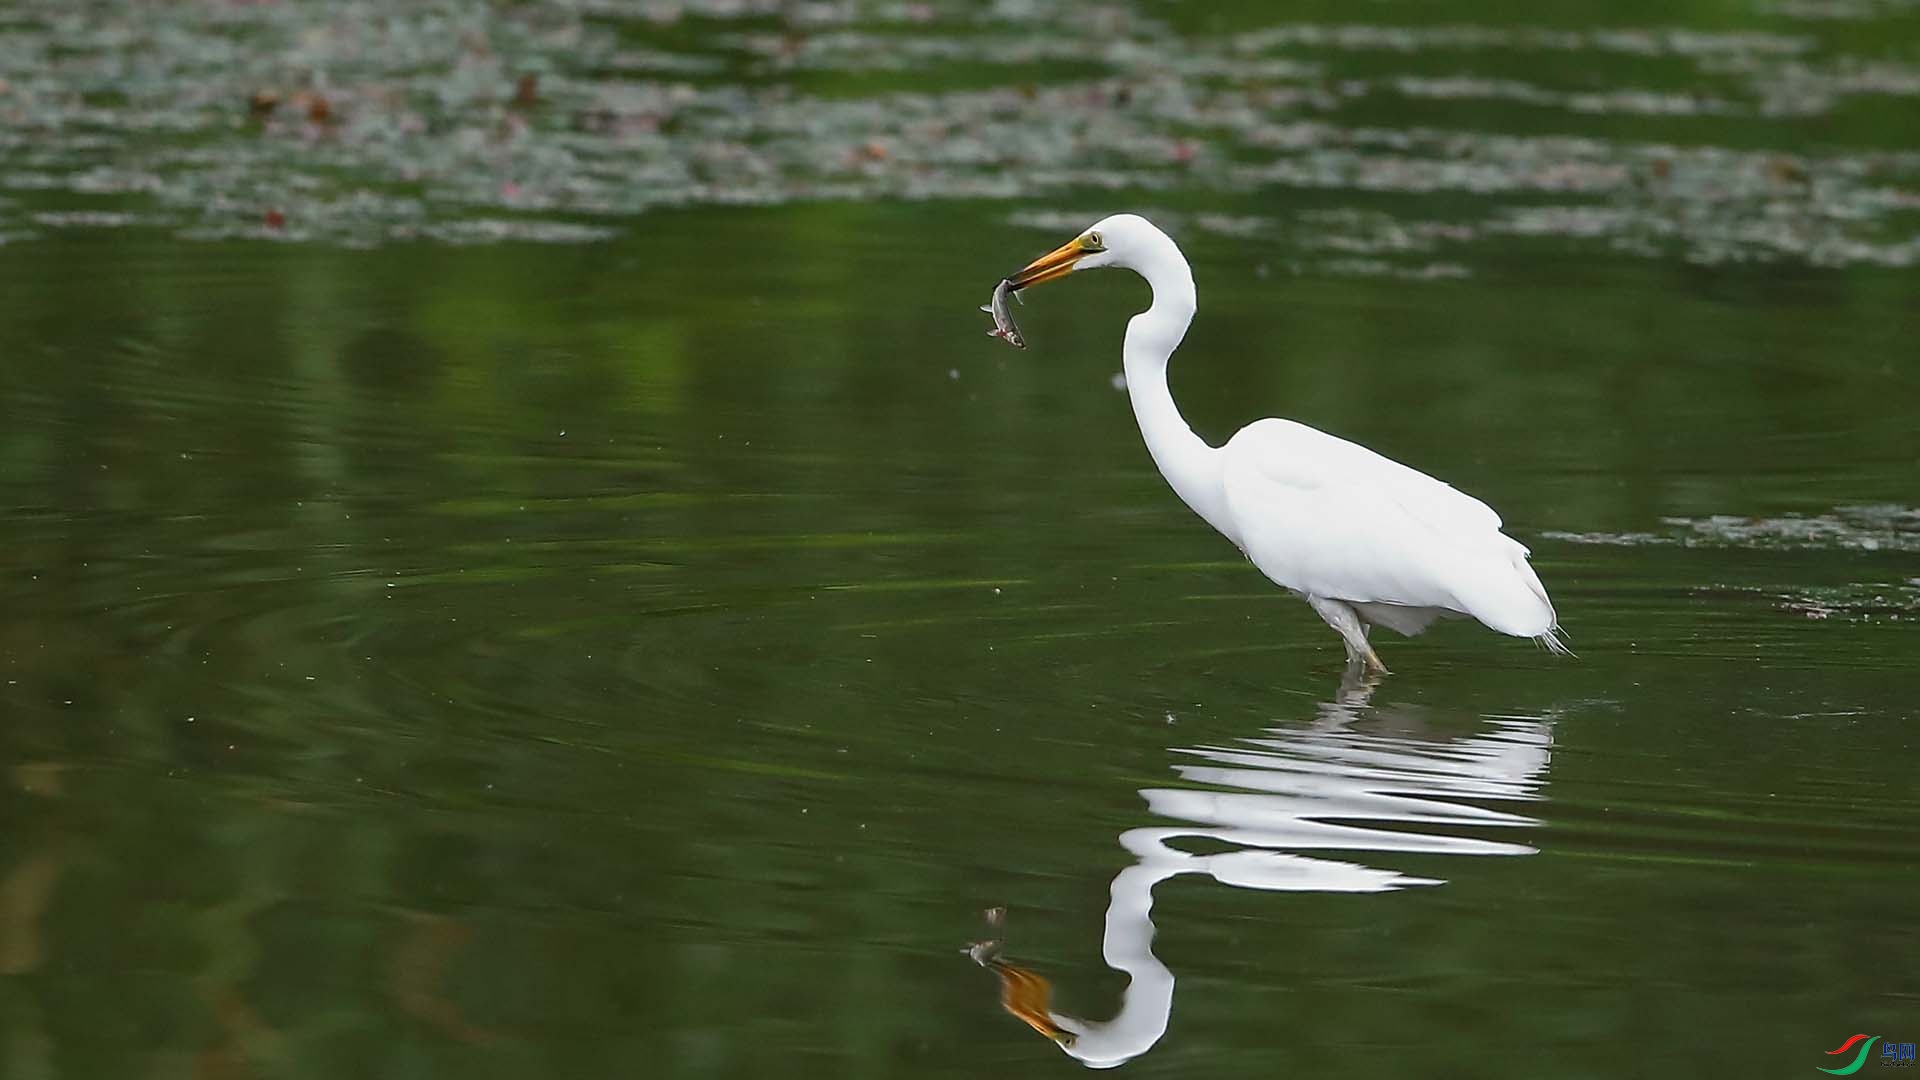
[3, 3, 1920, 1078]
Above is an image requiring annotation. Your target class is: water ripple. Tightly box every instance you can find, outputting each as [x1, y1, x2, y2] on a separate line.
[972, 694, 1553, 1068]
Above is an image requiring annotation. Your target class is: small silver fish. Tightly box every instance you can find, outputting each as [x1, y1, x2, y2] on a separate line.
[980, 277, 1026, 349]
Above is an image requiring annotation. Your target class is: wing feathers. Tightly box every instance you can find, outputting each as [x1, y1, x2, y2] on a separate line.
[1221, 419, 1555, 639]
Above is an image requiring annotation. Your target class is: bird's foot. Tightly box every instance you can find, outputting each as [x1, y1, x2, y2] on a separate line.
[1342, 641, 1390, 677]
[1314, 596, 1391, 678]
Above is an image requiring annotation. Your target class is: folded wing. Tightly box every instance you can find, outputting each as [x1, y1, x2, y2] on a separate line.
[1220, 419, 1555, 639]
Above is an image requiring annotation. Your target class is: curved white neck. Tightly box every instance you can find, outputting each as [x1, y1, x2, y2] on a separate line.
[1120, 237, 1231, 539]
[1049, 835, 1185, 1069]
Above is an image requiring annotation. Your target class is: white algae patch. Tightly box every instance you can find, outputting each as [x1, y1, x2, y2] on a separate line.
[1552, 507, 1920, 623]
[1548, 506, 1920, 553]
[0, 0, 1915, 258]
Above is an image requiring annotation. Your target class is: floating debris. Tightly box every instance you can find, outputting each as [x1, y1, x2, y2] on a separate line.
[1709, 581, 1920, 622]
[0, 0, 1915, 259]
[1546, 505, 1920, 553]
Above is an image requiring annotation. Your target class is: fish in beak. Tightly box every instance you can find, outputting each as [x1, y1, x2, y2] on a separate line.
[981, 277, 1025, 348]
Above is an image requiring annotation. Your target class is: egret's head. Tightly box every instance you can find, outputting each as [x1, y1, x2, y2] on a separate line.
[1006, 213, 1157, 292]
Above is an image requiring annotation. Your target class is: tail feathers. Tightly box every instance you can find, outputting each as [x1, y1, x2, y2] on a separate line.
[1461, 569, 1559, 641]
[1509, 545, 1556, 620]
[1535, 625, 1575, 658]
[1504, 538, 1570, 656]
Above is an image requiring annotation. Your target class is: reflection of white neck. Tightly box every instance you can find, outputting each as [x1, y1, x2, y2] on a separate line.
[1047, 827, 1442, 1069]
[1044, 715, 1554, 1069]
[1049, 847, 1179, 1069]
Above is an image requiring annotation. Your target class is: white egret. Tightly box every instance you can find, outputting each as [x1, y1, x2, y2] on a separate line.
[1002, 214, 1566, 673]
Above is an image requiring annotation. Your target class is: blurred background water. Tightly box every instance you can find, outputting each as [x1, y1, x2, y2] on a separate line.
[1, 2, 1918, 1077]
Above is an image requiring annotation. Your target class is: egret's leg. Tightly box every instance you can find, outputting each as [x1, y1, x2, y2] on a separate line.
[1307, 596, 1390, 675]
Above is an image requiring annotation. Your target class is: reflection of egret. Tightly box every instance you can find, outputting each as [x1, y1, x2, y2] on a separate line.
[1001, 215, 1566, 673]
[972, 693, 1555, 1069]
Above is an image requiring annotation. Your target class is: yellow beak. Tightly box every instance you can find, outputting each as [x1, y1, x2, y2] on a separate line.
[1007, 235, 1093, 292]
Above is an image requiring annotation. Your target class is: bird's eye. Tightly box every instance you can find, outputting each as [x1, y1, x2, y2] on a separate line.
[1086, 231, 1104, 249]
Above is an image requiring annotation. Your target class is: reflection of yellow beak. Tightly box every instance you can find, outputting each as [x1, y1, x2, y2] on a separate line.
[990, 960, 1076, 1048]
[1007, 235, 1092, 292]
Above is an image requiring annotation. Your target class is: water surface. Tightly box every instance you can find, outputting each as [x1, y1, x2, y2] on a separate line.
[2, 2, 1919, 1078]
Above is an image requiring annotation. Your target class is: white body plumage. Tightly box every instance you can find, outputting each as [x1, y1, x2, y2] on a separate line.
[1003, 213, 1565, 671]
